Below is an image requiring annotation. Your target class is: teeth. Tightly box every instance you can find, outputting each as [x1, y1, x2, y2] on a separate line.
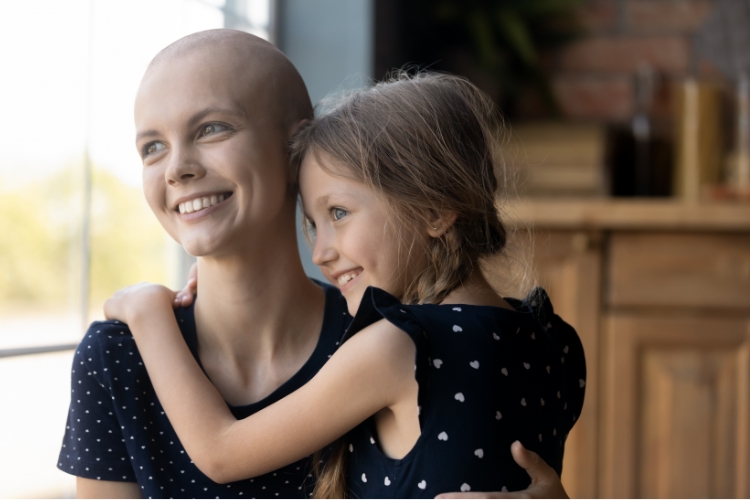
[337, 271, 360, 286]
[177, 193, 228, 215]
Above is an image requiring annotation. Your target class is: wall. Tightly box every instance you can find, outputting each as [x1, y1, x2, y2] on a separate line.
[277, 0, 374, 280]
[552, 0, 719, 122]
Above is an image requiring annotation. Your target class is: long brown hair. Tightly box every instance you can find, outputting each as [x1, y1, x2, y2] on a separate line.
[290, 71, 518, 498]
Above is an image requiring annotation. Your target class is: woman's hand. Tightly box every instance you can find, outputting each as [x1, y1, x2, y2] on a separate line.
[435, 441, 568, 499]
[104, 282, 176, 326]
[173, 263, 198, 308]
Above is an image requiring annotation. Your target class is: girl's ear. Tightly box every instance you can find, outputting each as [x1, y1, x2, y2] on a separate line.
[426, 211, 458, 238]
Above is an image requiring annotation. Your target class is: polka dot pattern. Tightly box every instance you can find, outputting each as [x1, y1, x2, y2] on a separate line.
[345, 287, 586, 498]
[58, 281, 350, 498]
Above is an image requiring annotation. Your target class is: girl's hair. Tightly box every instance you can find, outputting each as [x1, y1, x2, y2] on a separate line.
[289, 71, 525, 498]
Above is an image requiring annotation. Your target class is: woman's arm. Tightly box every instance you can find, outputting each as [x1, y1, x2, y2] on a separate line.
[436, 441, 569, 499]
[77, 478, 141, 499]
[104, 285, 415, 484]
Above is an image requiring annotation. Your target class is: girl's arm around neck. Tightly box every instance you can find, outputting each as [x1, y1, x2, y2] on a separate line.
[127, 301, 416, 484]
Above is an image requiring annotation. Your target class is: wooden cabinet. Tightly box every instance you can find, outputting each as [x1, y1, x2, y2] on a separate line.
[512, 200, 750, 498]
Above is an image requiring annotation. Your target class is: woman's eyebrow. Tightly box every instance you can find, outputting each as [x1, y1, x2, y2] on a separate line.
[187, 105, 246, 128]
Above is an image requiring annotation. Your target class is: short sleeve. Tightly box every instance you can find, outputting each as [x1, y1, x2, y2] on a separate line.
[533, 289, 587, 433]
[57, 323, 136, 482]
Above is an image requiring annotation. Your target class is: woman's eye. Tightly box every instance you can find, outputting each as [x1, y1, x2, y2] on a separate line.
[199, 123, 229, 137]
[332, 208, 348, 221]
[144, 142, 165, 157]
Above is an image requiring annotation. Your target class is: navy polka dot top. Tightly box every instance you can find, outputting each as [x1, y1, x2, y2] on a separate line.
[57, 281, 350, 499]
[343, 287, 586, 498]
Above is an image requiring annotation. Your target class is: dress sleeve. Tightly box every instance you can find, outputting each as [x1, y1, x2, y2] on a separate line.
[533, 289, 587, 433]
[57, 323, 137, 482]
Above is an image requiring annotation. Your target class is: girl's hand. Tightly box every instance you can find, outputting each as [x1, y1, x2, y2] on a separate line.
[435, 441, 568, 499]
[173, 263, 198, 308]
[104, 282, 176, 326]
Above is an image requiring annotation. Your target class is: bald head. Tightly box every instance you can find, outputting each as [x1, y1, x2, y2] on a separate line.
[145, 29, 312, 131]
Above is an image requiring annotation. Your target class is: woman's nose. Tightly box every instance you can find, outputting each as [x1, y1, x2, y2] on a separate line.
[165, 146, 206, 186]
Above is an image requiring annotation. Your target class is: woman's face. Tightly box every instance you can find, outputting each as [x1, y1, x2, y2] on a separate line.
[298, 151, 430, 315]
[134, 49, 293, 258]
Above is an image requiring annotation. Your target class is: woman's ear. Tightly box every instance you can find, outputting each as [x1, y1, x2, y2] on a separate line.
[426, 211, 458, 238]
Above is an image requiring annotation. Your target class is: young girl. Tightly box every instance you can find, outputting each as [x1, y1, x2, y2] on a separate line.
[106, 71, 585, 498]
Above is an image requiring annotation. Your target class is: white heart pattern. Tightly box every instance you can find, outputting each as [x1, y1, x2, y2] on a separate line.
[492, 332, 500, 340]
[495, 411, 502, 420]
[470, 360, 480, 369]
[384, 477, 391, 486]
[557, 391, 561, 398]
[553, 428, 557, 436]
[349, 443, 353, 452]
[501, 367, 508, 376]
[361, 473, 367, 483]
[531, 332, 536, 340]
[461, 483, 471, 492]
[433, 359, 443, 369]
[370, 436, 376, 444]
[502, 486, 508, 492]
[580, 378, 586, 388]
[452, 307, 462, 311]
[455, 392, 465, 402]
[563, 345, 569, 354]
[418, 480, 427, 490]
[523, 362, 531, 369]
[453, 325, 463, 332]
[546, 366, 551, 374]
[538, 433, 543, 442]
[521, 398, 527, 406]
[541, 398, 545, 406]
[474, 448, 484, 458]
[438, 431, 449, 441]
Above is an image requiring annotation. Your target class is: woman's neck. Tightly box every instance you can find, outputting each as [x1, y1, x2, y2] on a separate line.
[191, 232, 326, 405]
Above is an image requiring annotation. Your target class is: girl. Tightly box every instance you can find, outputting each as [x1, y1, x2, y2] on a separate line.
[106, 71, 585, 498]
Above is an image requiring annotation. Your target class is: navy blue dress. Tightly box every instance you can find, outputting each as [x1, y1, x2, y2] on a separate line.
[344, 287, 586, 498]
[57, 281, 350, 499]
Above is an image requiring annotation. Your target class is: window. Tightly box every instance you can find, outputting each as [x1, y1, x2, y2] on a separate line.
[0, 1, 271, 496]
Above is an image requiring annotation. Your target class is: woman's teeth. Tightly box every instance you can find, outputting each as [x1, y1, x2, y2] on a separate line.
[337, 270, 361, 286]
[178, 194, 225, 214]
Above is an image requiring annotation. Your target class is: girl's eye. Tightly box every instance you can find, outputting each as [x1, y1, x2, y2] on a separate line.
[143, 142, 165, 157]
[199, 123, 229, 137]
[332, 208, 348, 221]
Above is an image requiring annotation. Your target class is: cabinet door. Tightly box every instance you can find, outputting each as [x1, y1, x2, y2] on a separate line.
[532, 231, 602, 498]
[601, 313, 750, 498]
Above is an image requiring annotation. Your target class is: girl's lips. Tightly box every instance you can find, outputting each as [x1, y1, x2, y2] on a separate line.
[338, 269, 364, 294]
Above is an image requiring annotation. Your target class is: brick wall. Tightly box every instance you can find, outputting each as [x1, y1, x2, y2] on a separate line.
[549, 0, 719, 122]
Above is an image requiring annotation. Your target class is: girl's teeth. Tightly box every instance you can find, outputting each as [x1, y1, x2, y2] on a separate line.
[178, 204, 186, 214]
[192, 199, 202, 211]
[210, 195, 218, 206]
[185, 202, 194, 213]
[202, 197, 210, 209]
[219, 194, 225, 202]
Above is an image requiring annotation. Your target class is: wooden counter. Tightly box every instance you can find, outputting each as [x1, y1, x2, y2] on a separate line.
[504, 198, 750, 231]
[499, 199, 750, 499]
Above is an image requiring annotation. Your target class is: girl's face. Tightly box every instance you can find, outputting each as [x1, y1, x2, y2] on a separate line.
[299, 151, 430, 315]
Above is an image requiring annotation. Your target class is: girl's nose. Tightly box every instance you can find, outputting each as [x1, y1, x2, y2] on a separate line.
[311, 228, 338, 267]
[165, 146, 206, 186]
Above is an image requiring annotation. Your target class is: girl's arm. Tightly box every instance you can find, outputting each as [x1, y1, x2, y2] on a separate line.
[104, 284, 415, 484]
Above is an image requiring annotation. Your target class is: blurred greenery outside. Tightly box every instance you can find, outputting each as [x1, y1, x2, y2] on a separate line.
[0, 162, 169, 317]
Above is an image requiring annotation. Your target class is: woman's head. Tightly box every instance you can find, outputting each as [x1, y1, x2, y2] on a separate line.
[294, 72, 508, 314]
